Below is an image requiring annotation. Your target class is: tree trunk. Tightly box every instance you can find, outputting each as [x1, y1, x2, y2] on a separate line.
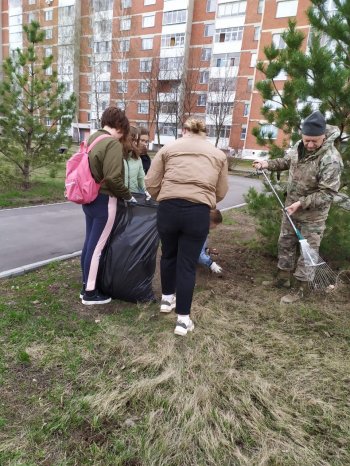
[22, 160, 31, 189]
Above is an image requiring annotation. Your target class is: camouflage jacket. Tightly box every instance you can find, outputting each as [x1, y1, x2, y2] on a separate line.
[267, 125, 343, 221]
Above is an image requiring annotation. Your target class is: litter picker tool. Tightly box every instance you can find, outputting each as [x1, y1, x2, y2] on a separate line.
[258, 169, 339, 291]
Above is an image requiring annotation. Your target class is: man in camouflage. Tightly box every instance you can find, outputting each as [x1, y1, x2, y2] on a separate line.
[253, 111, 343, 303]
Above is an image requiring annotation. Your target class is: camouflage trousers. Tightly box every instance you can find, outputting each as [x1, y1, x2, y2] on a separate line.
[277, 214, 326, 282]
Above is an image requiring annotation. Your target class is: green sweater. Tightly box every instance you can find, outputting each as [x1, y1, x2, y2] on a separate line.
[123, 156, 146, 193]
[87, 130, 131, 199]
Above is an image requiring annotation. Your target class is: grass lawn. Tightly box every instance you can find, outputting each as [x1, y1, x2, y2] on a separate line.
[1, 209, 350, 465]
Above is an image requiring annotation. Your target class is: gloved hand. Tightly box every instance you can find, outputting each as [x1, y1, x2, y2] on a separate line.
[126, 196, 137, 204]
[145, 190, 152, 201]
[210, 262, 222, 274]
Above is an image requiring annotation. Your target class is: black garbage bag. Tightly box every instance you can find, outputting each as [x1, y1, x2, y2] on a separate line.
[97, 193, 159, 303]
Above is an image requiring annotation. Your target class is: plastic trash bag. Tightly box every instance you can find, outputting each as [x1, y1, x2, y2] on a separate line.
[97, 192, 159, 303]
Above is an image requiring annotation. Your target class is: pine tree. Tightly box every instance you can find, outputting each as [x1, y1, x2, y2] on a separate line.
[0, 21, 76, 189]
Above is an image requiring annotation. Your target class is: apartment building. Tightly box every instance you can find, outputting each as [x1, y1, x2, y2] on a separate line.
[1, 0, 335, 156]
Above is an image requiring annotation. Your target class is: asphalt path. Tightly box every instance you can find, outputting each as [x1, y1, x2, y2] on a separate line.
[0, 174, 262, 275]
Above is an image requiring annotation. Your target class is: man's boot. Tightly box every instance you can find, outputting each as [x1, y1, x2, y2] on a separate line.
[274, 269, 292, 289]
[280, 279, 309, 304]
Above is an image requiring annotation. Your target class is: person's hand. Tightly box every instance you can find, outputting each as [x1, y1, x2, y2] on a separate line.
[208, 248, 219, 256]
[145, 190, 152, 201]
[126, 196, 137, 204]
[210, 262, 223, 274]
[252, 160, 268, 170]
[285, 201, 301, 216]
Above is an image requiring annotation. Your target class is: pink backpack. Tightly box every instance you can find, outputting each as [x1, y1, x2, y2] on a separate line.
[65, 134, 112, 204]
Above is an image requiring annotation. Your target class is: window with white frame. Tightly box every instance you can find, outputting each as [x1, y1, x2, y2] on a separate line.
[159, 56, 183, 70]
[240, 125, 247, 140]
[254, 26, 261, 41]
[138, 101, 149, 114]
[139, 81, 149, 93]
[250, 53, 257, 67]
[206, 0, 217, 12]
[143, 13, 155, 27]
[45, 66, 53, 76]
[207, 102, 233, 115]
[217, 1, 247, 17]
[215, 27, 243, 42]
[276, 0, 298, 18]
[207, 125, 231, 138]
[197, 94, 207, 106]
[204, 23, 215, 37]
[45, 118, 52, 126]
[161, 33, 185, 48]
[118, 60, 129, 72]
[101, 101, 108, 111]
[116, 101, 126, 110]
[142, 37, 153, 50]
[258, 0, 264, 13]
[272, 33, 286, 49]
[208, 78, 236, 92]
[243, 103, 250, 116]
[201, 47, 212, 61]
[28, 12, 36, 22]
[214, 54, 239, 67]
[96, 20, 112, 35]
[159, 123, 176, 136]
[65, 82, 72, 92]
[199, 70, 209, 84]
[59, 5, 74, 18]
[121, 0, 131, 7]
[96, 81, 110, 93]
[247, 78, 253, 91]
[260, 124, 278, 139]
[117, 81, 128, 93]
[120, 17, 131, 30]
[99, 61, 111, 73]
[45, 9, 53, 21]
[45, 28, 53, 40]
[94, 41, 111, 53]
[45, 47, 52, 57]
[163, 10, 187, 25]
[93, 0, 113, 11]
[120, 39, 130, 52]
[160, 102, 178, 114]
[9, 14, 22, 26]
[87, 112, 91, 122]
[28, 0, 36, 4]
[144, 0, 156, 4]
[140, 58, 152, 72]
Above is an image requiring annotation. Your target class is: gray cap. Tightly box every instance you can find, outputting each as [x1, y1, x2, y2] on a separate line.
[301, 111, 326, 136]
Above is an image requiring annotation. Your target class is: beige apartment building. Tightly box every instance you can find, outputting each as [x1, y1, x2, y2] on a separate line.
[0, 0, 335, 156]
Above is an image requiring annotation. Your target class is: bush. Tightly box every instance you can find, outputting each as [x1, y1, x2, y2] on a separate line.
[323, 206, 350, 264]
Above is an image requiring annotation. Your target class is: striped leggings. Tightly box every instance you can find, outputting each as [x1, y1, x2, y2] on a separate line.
[81, 193, 117, 291]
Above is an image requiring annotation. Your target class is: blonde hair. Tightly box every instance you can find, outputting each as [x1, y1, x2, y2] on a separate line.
[183, 118, 206, 135]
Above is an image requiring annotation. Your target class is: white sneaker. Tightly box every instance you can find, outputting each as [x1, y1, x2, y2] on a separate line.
[160, 295, 176, 313]
[174, 319, 194, 336]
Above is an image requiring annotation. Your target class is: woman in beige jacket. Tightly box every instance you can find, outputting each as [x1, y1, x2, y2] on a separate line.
[145, 118, 228, 336]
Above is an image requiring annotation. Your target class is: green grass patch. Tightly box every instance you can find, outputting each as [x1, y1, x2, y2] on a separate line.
[0, 209, 350, 465]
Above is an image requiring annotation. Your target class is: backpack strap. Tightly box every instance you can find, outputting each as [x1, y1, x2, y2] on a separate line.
[87, 134, 113, 153]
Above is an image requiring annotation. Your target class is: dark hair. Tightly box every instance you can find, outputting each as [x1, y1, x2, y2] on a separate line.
[139, 127, 150, 138]
[101, 106, 130, 139]
[210, 209, 223, 225]
[123, 125, 141, 160]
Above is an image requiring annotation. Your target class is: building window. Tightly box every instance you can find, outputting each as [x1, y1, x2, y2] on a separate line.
[94, 41, 111, 53]
[272, 33, 286, 49]
[250, 53, 257, 67]
[276, 0, 298, 18]
[96, 81, 110, 93]
[243, 103, 250, 116]
[240, 125, 247, 140]
[159, 123, 176, 136]
[87, 112, 91, 122]
[59, 5, 74, 18]
[254, 26, 261, 41]
[99, 61, 111, 73]
[28, 12, 36, 22]
[96, 20, 112, 35]
[214, 54, 239, 67]
[45, 66, 52, 76]
[116, 101, 126, 110]
[120, 39, 130, 52]
[159, 57, 183, 70]
[45, 47, 52, 57]
[207, 125, 231, 138]
[199, 71, 209, 84]
[138, 101, 149, 114]
[117, 81, 128, 93]
[161, 33, 185, 48]
[217, 1, 247, 17]
[201, 47, 212, 61]
[261, 124, 278, 139]
[247, 78, 253, 91]
[140, 58, 152, 72]
[139, 81, 149, 93]
[93, 0, 113, 11]
[142, 38, 153, 50]
[163, 10, 187, 25]
[45, 28, 53, 40]
[258, 0, 264, 13]
[45, 9, 53, 21]
[215, 27, 244, 43]
[120, 17, 131, 30]
[29, 0, 36, 4]
[206, 0, 217, 12]
[197, 94, 207, 106]
[144, 0, 156, 4]
[118, 60, 129, 72]
[204, 23, 215, 37]
[121, 0, 131, 7]
[45, 118, 52, 126]
[143, 13, 155, 27]
[207, 102, 233, 115]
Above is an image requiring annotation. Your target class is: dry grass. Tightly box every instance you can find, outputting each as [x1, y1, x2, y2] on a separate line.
[1, 208, 350, 465]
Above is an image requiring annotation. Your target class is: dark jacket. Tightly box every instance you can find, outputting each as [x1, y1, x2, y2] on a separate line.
[87, 130, 131, 199]
[140, 153, 151, 174]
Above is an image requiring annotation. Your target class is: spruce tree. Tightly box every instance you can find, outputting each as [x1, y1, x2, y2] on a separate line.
[0, 21, 76, 188]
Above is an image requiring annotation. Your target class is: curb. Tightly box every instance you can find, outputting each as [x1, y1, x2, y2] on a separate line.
[0, 251, 82, 279]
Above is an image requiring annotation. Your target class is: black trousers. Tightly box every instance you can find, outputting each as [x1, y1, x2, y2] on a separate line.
[157, 199, 210, 315]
